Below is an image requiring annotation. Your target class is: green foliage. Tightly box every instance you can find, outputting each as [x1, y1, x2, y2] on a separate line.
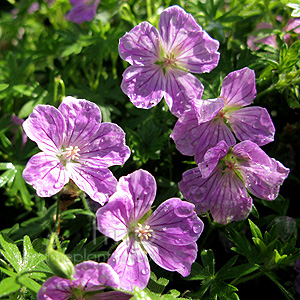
[185, 249, 259, 299]
[0, 234, 51, 298]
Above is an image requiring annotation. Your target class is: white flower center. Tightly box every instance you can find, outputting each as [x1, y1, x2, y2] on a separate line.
[65, 146, 81, 160]
[135, 223, 153, 241]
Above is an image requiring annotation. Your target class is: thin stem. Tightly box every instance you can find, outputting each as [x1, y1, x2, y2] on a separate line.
[55, 197, 61, 235]
[146, 0, 152, 22]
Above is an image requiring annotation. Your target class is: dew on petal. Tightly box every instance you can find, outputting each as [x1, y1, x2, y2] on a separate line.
[144, 186, 152, 195]
[192, 224, 202, 234]
[54, 182, 62, 189]
[141, 268, 149, 275]
[174, 205, 194, 217]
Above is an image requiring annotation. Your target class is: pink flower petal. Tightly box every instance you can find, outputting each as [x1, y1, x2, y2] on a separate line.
[179, 167, 221, 215]
[165, 68, 204, 117]
[159, 6, 203, 55]
[233, 141, 290, 200]
[227, 106, 275, 145]
[143, 239, 198, 277]
[69, 164, 117, 205]
[193, 97, 224, 123]
[23, 105, 65, 154]
[159, 4, 220, 73]
[96, 195, 133, 241]
[193, 120, 235, 164]
[170, 109, 200, 156]
[119, 21, 160, 66]
[22, 153, 68, 198]
[176, 30, 220, 73]
[121, 65, 165, 109]
[209, 171, 253, 224]
[80, 122, 131, 167]
[108, 238, 150, 291]
[197, 140, 228, 178]
[58, 96, 102, 147]
[220, 67, 256, 108]
[117, 169, 157, 221]
[37, 277, 71, 300]
[72, 261, 120, 291]
[146, 198, 204, 245]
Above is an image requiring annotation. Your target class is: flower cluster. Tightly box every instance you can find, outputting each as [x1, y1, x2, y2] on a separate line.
[171, 67, 275, 162]
[21, 4, 291, 298]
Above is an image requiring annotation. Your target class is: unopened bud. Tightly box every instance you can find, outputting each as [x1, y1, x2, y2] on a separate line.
[47, 249, 74, 280]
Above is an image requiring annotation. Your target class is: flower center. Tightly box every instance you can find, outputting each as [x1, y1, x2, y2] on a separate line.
[222, 154, 238, 177]
[65, 146, 81, 160]
[214, 108, 229, 123]
[59, 146, 81, 166]
[135, 223, 153, 241]
[163, 53, 177, 68]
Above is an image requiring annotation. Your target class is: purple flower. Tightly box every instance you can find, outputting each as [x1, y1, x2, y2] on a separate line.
[22, 96, 130, 204]
[179, 140, 290, 224]
[119, 5, 220, 117]
[37, 261, 132, 300]
[10, 115, 27, 149]
[66, 0, 100, 24]
[171, 67, 275, 163]
[96, 169, 204, 291]
[283, 18, 300, 43]
[28, 2, 40, 14]
[247, 18, 300, 50]
[247, 22, 277, 50]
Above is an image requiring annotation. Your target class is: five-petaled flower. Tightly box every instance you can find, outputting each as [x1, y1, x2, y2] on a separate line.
[22, 96, 130, 204]
[179, 140, 290, 224]
[37, 261, 132, 300]
[66, 0, 100, 24]
[171, 67, 275, 163]
[96, 169, 204, 291]
[119, 5, 220, 117]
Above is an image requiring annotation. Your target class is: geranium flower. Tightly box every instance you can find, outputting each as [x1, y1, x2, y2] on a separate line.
[119, 5, 220, 117]
[37, 261, 132, 300]
[96, 169, 204, 291]
[179, 140, 290, 224]
[247, 17, 300, 50]
[171, 67, 275, 163]
[22, 96, 130, 204]
[66, 0, 100, 24]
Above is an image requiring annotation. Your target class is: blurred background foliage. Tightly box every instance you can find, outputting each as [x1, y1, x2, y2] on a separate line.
[0, 0, 300, 299]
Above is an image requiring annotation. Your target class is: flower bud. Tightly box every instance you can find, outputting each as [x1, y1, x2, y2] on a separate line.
[47, 249, 75, 280]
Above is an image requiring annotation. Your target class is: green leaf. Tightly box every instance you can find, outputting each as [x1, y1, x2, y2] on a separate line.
[17, 276, 41, 294]
[0, 277, 20, 297]
[0, 234, 23, 273]
[147, 272, 169, 295]
[0, 84, 9, 92]
[218, 263, 260, 281]
[22, 235, 46, 271]
[61, 43, 83, 57]
[0, 168, 17, 188]
[201, 249, 215, 275]
[248, 220, 263, 239]
[185, 261, 211, 280]
[210, 280, 239, 300]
